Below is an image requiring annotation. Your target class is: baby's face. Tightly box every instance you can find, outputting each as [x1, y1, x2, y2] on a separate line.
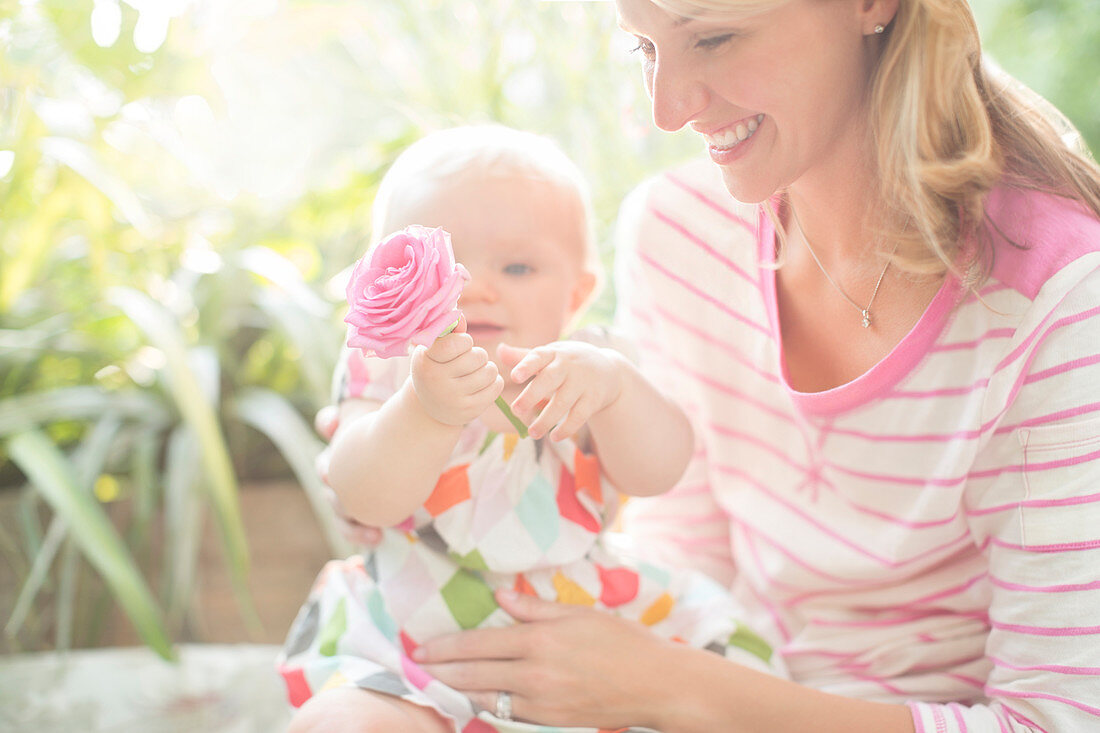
[394, 173, 595, 362]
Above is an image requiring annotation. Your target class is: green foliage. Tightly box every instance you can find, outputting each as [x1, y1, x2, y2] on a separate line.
[0, 0, 1093, 656]
[972, 0, 1100, 155]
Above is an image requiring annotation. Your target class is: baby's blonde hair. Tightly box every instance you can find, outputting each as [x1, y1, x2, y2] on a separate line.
[371, 125, 602, 283]
[652, 0, 1100, 283]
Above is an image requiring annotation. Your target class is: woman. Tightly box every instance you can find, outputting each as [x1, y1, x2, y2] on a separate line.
[402, 0, 1100, 731]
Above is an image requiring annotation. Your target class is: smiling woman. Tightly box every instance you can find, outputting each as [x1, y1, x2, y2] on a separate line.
[396, 1, 1100, 732]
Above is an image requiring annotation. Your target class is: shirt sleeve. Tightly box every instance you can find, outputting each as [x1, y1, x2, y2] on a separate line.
[913, 257, 1100, 732]
[612, 176, 738, 587]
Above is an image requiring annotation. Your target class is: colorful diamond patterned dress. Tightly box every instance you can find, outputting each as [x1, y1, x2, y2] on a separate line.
[277, 346, 785, 732]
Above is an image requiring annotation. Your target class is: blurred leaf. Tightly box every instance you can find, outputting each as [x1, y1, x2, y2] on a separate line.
[7, 430, 175, 660]
[229, 387, 352, 558]
[108, 286, 258, 629]
[0, 386, 169, 436]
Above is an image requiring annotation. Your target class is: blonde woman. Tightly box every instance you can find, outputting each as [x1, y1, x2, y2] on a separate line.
[410, 0, 1100, 731]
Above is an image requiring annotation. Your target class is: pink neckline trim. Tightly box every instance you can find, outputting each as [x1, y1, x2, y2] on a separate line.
[758, 203, 965, 417]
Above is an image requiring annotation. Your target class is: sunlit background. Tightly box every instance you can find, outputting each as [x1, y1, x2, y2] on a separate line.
[0, 0, 1097, 722]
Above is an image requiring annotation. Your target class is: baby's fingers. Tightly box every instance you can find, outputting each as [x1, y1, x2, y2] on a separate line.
[425, 331, 474, 364]
[548, 394, 599, 441]
[505, 345, 555, 384]
[526, 385, 580, 440]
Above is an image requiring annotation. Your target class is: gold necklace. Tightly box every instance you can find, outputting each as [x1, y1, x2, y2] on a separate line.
[789, 207, 898, 329]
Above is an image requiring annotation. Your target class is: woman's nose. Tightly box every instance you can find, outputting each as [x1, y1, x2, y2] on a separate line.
[647, 54, 708, 133]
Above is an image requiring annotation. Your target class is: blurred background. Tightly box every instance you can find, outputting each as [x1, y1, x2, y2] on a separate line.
[0, 0, 1096, 727]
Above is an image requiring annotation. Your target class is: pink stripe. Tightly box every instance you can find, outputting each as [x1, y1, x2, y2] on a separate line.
[654, 303, 781, 384]
[669, 357, 794, 424]
[994, 402, 1100, 434]
[826, 442, 1100, 489]
[639, 251, 771, 338]
[946, 673, 986, 688]
[967, 490, 1100, 517]
[895, 572, 987, 609]
[826, 422, 984, 443]
[1024, 352, 1100, 383]
[990, 536, 1100, 553]
[948, 702, 968, 731]
[990, 620, 1100, 636]
[908, 702, 929, 733]
[782, 648, 858, 660]
[742, 572, 793, 642]
[986, 685, 1100, 718]
[893, 304, 1100, 400]
[718, 463, 971, 568]
[1001, 705, 1049, 733]
[710, 427, 805, 472]
[848, 670, 907, 695]
[808, 609, 987, 629]
[989, 575, 1100, 593]
[931, 327, 1016, 353]
[995, 303, 1100, 374]
[665, 172, 757, 234]
[991, 656, 1100, 676]
[891, 377, 989, 399]
[729, 517, 870, 587]
[650, 207, 760, 290]
[833, 400, 1100, 446]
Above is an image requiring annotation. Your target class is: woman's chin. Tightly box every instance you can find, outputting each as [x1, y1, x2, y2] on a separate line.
[718, 168, 777, 205]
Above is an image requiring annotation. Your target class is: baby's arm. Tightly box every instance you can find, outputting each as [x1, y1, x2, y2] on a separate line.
[502, 341, 692, 497]
[327, 328, 503, 527]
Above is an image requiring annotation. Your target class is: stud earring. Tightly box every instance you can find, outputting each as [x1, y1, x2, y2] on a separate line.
[874, 24, 885, 34]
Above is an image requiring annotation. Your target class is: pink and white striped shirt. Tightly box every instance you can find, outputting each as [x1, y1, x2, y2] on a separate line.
[615, 158, 1100, 732]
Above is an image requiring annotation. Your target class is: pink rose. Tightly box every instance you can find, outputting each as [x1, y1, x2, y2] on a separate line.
[344, 225, 470, 358]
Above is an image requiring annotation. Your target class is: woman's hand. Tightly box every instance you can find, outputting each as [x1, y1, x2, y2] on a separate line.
[500, 342, 625, 441]
[414, 589, 672, 730]
[412, 316, 503, 427]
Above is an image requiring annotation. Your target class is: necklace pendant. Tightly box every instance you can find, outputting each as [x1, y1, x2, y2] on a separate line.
[861, 310, 871, 328]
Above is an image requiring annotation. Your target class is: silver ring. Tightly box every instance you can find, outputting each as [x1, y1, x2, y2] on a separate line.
[495, 690, 513, 721]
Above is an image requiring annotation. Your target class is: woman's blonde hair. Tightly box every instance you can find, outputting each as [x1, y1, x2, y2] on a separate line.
[653, 0, 1100, 283]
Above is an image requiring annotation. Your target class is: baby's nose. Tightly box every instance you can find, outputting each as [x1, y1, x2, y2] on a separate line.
[459, 277, 499, 305]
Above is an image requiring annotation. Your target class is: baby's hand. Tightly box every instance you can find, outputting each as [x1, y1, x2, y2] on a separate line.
[411, 317, 503, 427]
[501, 341, 624, 441]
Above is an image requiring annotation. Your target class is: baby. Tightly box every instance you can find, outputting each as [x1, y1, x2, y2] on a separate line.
[278, 125, 784, 733]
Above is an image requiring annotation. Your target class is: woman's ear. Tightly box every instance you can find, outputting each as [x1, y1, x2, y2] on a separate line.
[860, 0, 899, 33]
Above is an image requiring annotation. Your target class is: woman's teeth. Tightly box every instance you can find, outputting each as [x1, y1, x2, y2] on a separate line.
[704, 114, 765, 149]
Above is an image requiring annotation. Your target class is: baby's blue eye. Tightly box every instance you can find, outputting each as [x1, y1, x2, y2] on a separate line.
[504, 263, 534, 276]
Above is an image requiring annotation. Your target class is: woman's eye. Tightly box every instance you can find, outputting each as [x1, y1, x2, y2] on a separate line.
[629, 37, 656, 59]
[503, 263, 533, 276]
[695, 34, 735, 51]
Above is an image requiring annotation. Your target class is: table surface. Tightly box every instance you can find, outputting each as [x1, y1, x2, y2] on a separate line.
[0, 644, 292, 733]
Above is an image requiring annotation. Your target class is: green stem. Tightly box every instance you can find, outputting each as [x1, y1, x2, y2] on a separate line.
[495, 396, 528, 438]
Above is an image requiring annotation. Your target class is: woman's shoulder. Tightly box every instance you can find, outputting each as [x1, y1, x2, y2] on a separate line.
[984, 185, 1100, 301]
[635, 156, 758, 224]
[616, 156, 764, 271]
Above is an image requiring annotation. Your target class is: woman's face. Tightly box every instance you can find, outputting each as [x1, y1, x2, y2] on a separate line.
[615, 0, 878, 203]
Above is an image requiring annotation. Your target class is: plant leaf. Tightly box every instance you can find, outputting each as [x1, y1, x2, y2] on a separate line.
[229, 387, 352, 557]
[6, 430, 175, 660]
[107, 287, 252, 598]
